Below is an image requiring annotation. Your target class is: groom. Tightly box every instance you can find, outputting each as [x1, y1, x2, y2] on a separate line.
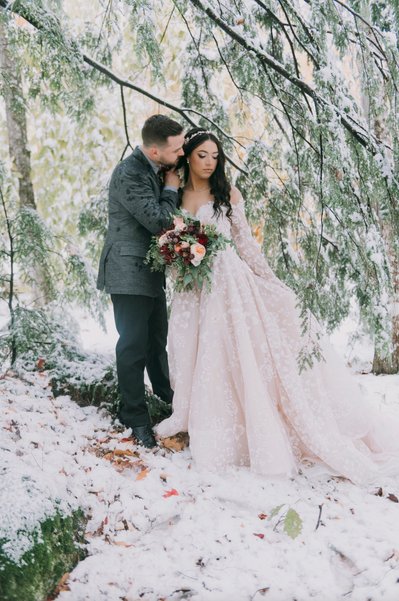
[97, 114, 185, 448]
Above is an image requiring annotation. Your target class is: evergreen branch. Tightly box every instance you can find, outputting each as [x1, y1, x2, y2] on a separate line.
[271, 3, 315, 116]
[332, 0, 385, 43]
[278, 0, 322, 56]
[211, 32, 244, 102]
[97, 0, 114, 47]
[174, 2, 211, 94]
[0, 0, 247, 175]
[159, 5, 175, 45]
[253, 0, 320, 67]
[187, 0, 390, 154]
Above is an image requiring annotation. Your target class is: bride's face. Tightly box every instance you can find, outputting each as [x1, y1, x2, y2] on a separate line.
[188, 140, 219, 180]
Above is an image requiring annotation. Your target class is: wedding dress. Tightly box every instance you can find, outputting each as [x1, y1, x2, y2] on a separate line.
[155, 196, 399, 484]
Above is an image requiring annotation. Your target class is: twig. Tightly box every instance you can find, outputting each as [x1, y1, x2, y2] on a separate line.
[315, 503, 323, 530]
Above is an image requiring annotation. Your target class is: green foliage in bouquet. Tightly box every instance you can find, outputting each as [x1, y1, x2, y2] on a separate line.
[146, 210, 231, 292]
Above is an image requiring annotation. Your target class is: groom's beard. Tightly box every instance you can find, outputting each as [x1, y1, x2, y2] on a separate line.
[157, 156, 179, 169]
[159, 161, 177, 170]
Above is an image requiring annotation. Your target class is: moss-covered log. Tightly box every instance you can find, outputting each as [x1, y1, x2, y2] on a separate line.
[0, 510, 87, 601]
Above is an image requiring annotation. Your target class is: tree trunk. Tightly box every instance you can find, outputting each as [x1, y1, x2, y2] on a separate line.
[0, 21, 36, 208]
[0, 19, 51, 304]
[372, 223, 399, 374]
[372, 323, 399, 374]
[355, 3, 399, 374]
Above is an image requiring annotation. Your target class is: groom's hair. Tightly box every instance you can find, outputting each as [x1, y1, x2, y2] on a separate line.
[142, 115, 183, 147]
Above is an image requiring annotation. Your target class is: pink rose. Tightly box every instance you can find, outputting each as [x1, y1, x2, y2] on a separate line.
[158, 233, 170, 247]
[190, 242, 206, 266]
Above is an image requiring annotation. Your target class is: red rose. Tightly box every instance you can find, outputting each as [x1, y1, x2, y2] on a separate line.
[197, 234, 209, 246]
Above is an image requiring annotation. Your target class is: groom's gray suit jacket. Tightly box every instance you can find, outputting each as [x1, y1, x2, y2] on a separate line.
[96, 146, 178, 297]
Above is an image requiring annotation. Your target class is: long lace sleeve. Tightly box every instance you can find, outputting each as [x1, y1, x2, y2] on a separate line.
[231, 197, 279, 282]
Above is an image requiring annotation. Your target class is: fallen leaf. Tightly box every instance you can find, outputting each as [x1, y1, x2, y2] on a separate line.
[283, 508, 303, 539]
[112, 540, 134, 548]
[136, 468, 150, 481]
[96, 436, 111, 444]
[36, 357, 45, 371]
[374, 487, 384, 496]
[114, 448, 135, 457]
[388, 493, 399, 503]
[163, 488, 179, 498]
[258, 513, 268, 520]
[49, 571, 70, 598]
[120, 437, 134, 443]
[253, 533, 265, 539]
[160, 432, 189, 451]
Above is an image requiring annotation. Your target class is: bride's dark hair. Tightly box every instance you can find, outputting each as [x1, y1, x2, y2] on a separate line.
[178, 128, 232, 220]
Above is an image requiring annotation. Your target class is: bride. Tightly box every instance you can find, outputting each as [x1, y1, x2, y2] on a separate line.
[155, 127, 399, 485]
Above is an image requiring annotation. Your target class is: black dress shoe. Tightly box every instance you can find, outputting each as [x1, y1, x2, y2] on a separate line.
[131, 425, 157, 449]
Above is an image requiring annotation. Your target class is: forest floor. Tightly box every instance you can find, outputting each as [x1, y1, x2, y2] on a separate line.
[2, 310, 399, 600]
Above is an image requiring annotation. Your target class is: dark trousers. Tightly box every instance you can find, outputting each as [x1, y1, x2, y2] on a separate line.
[111, 292, 173, 427]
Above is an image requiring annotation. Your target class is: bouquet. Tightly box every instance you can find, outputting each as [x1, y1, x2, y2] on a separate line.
[145, 210, 231, 292]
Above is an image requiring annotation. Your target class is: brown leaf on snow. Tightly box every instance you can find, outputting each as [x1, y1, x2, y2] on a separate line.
[112, 540, 134, 548]
[48, 572, 70, 599]
[36, 358, 46, 371]
[136, 468, 150, 481]
[387, 493, 399, 503]
[258, 513, 268, 520]
[160, 432, 189, 451]
[103, 452, 115, 461]
[114, 448, 136, 457]
[97, 436, 112, 444]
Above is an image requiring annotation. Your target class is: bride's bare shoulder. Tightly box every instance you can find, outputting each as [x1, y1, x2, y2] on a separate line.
[229, 186, 242, 205]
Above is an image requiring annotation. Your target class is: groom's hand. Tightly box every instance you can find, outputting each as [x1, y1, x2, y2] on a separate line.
[164, 168, 180, 189]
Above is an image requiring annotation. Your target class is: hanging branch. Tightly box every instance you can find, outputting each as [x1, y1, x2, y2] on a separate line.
[255, 0, 319, 68]
[2, 0, 393, 159]
[120, 84, 133, 161]
[187, 0, 391, 154]
[0, 0, 248, 175]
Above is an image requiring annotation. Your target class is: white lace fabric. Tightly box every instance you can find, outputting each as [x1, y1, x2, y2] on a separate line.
[155, 198, 399, 484]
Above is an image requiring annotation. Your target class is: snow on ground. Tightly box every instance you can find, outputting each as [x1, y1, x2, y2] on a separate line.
[2, 369, 399, 601]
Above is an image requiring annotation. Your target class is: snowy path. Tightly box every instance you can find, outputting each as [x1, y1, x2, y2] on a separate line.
[2, 372, 399, 601]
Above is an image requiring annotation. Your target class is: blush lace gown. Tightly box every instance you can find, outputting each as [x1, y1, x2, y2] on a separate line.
[155, 197, 399, 484]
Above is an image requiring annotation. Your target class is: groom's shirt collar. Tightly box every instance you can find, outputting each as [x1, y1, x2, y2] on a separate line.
[138, 146, 160, 174]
